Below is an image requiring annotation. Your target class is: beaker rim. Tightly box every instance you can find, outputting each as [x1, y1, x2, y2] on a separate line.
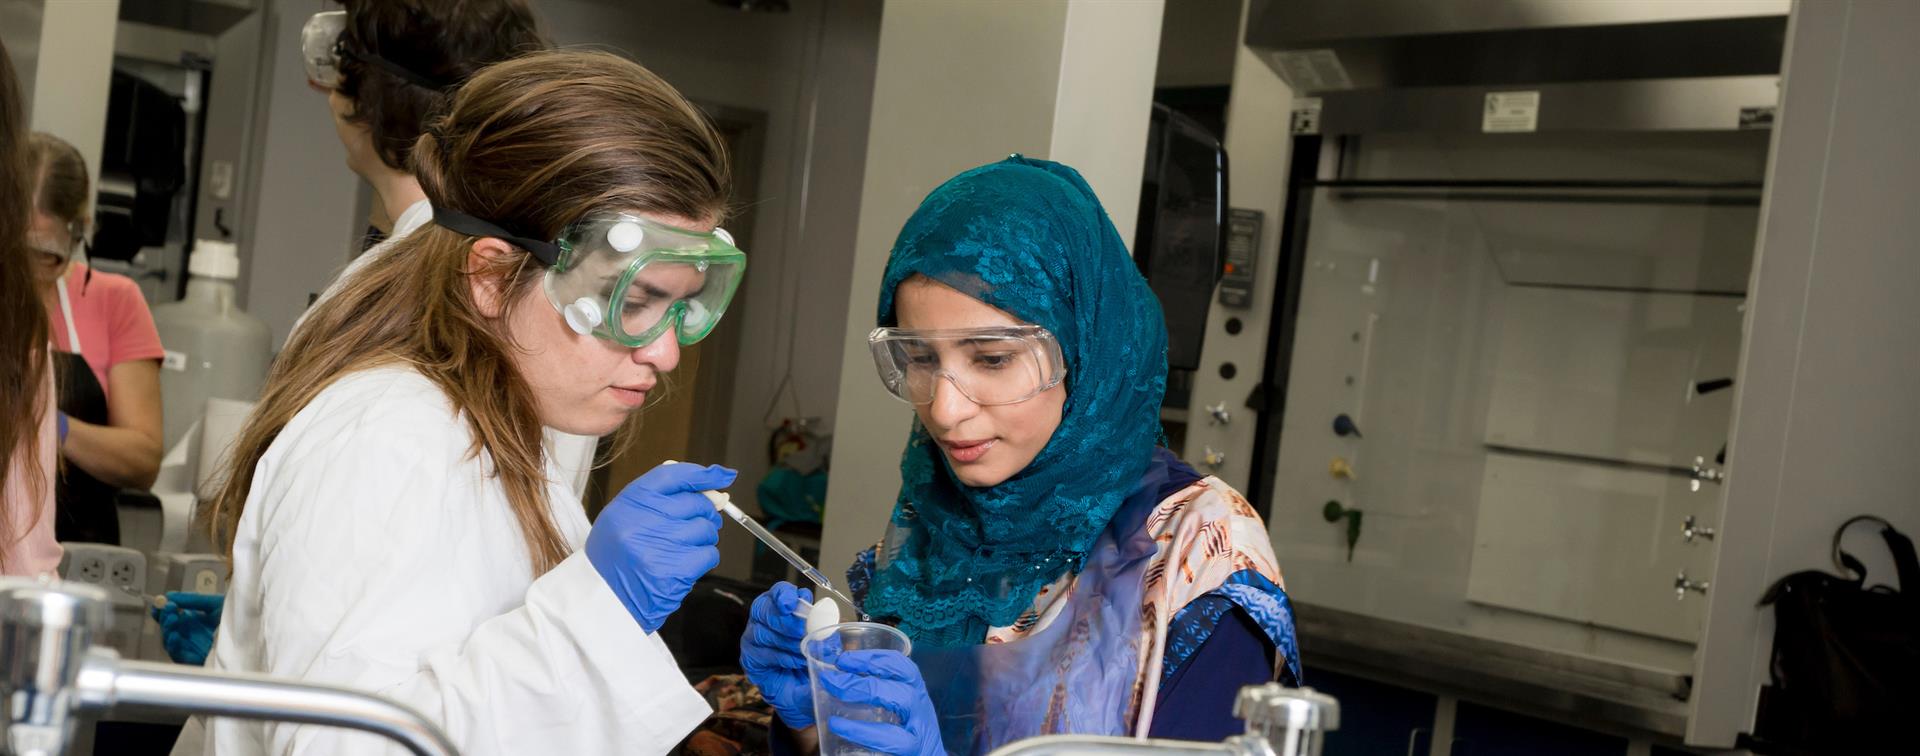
[800, 620, 913, 667]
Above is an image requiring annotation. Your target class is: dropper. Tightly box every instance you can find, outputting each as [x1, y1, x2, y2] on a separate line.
[668, 463, 867, 620]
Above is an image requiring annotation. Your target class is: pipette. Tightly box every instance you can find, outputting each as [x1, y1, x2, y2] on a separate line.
[704, 491, 866, 620]
[685, 482, 867, 620]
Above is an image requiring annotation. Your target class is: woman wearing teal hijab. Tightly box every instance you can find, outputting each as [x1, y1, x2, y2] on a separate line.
[741, 156, 1298, 754]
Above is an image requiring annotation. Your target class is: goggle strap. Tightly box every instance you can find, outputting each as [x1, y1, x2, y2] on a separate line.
[338, 41, 451, 91]
[433, 208, 563, 266]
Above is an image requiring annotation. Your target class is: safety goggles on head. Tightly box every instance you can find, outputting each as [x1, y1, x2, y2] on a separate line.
[302, 11, 448, 91]
[868, 326, 1067, 406]
[435, 209, 747, 348]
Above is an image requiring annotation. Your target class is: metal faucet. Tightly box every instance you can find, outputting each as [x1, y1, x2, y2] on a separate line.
[985, 684, 1339, 756]
[1, 578, 459, 756]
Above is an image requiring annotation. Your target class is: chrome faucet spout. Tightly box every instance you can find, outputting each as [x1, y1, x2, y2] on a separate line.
[2, 578, 458, 756]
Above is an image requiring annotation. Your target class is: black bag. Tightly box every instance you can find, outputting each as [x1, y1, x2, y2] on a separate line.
[1742, 515, 1920, 754]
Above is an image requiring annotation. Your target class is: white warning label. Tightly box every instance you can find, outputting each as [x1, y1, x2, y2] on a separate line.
[162, 350, 187, 372]
[1483, 91, 1540, 133]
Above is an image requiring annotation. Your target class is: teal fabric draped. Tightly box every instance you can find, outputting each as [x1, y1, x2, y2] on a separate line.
[864, 155, 1169, 647]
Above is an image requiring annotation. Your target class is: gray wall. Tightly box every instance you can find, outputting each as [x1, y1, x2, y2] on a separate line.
[189, 11, 265, 308]
[1690, 0, 1920, 745]
[23, 0, 117, 199]
[1154, 0, 1239, 88]
[0, 0, 42, 111]
[238, 0, 367, 346]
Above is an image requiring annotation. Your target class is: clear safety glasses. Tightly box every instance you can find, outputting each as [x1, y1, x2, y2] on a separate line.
[434, 209, 747, 348]
[868, 326, 1067, 406]
[302, 11, 446, 91]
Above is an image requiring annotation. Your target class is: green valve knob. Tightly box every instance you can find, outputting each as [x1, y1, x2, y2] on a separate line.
[1323, 501, 1362, 562]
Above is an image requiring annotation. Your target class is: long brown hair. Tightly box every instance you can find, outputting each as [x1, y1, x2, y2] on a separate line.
[1, 39, 52, 553]
[203, 50, 731, 572]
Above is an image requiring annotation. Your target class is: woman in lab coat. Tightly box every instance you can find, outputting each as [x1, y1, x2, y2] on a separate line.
[182, 50, 746, 755]
[153, 0, 564, 666]
[741, 157, 1299, 754]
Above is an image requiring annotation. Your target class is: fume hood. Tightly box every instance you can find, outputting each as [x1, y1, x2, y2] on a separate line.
[1184, 0, 1790, 747]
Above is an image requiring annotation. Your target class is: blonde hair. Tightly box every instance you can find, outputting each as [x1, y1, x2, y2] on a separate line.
[204, 50, 731, 572]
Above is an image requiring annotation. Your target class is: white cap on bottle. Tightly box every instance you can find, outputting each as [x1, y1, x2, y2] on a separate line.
[189, 239, 241, 280]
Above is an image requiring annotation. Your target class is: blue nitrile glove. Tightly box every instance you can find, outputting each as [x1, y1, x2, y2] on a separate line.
[149, 592, 223, 665]
[586, 462, 735, 634]
[816, 649, 945, 756]
[56, 411, 69, 444]
[742, 581, 816, 727]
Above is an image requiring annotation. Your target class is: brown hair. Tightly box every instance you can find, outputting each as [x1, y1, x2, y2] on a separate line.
[335, 0, 549, 171]
[204, 50, 731, 572]
[27, 132, 89, 238]
[1, 39, 51, 554]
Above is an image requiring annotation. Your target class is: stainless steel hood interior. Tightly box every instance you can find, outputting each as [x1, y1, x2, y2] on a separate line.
[121, 0, 256, 37]
[1246, 0, 1789, 133]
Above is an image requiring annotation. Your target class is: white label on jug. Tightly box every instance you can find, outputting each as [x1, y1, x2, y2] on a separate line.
[162, 350, 187, 372]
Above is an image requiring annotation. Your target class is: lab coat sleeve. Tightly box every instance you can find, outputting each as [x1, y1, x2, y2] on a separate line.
[246, 412, 709, 755]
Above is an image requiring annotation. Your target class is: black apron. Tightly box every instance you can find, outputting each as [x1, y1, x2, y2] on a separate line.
[51, 278, 121, 545]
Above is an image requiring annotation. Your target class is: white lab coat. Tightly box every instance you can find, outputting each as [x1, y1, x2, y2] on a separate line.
[173, 365, 709, 755]
[297, 198, 601, 496]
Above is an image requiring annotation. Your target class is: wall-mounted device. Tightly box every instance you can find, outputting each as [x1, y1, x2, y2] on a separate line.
[1219, 209, 1262, 308]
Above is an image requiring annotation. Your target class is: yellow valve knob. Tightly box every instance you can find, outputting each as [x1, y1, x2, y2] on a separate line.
[1329, 457, 1356, 480]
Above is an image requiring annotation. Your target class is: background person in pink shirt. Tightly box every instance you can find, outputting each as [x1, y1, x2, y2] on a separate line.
[0, 38, 62, 576]
[28, 132, 165, 546]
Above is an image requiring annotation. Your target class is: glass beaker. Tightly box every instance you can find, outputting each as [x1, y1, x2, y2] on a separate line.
[802, 621, 914, 756]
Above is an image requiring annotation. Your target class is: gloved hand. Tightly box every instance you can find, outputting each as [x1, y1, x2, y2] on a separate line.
[586, 462, 734, 634]
[149, 591, 223, 665]
[742, 582, 815, 727]
[817, 649, 944, 756]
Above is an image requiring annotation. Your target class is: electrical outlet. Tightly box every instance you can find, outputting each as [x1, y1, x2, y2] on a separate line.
[78, 557, 106, 583]
[111, 560, 137, 587]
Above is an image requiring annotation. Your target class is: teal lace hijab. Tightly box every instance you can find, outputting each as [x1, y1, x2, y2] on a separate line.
[865, 156, 1169, 647]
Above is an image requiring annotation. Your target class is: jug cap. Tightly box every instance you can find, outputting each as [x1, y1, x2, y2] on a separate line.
[190, 239, 242, 280]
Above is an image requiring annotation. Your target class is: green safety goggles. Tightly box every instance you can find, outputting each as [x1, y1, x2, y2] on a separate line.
[435, 209, 746, 348]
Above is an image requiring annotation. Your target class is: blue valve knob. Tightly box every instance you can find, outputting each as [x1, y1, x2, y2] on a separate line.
[1333, 414, 1363, 439]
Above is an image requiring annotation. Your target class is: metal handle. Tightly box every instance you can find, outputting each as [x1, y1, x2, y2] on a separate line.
[1682, 515, 1717, 543]
[1208, 402, 1232, 426]
[1203, 447, 1227, 470]
[1675, 571, 1710, 600]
